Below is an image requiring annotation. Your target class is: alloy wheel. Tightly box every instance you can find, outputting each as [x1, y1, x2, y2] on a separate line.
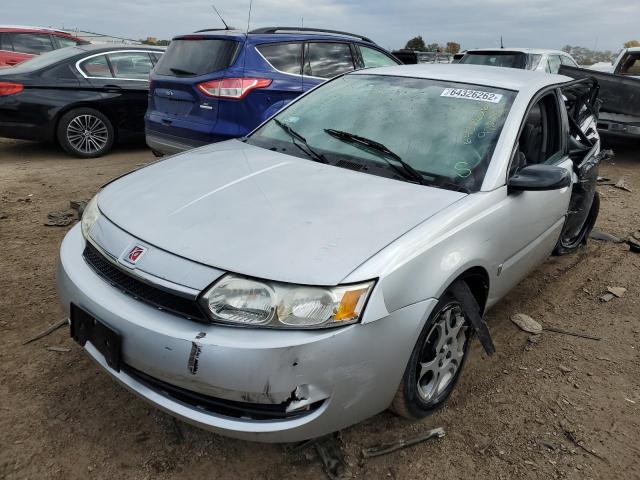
[416, 303, 468, 403]
[66, 114, 109, 154]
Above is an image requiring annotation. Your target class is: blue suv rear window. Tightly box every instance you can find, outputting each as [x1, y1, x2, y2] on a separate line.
[154, 38, 238, 77]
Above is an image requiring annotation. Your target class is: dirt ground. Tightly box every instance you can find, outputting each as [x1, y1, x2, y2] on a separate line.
[1, 137, 639, 480]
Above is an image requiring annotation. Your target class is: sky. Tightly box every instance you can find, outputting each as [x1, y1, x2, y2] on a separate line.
[5, 0, 639, 52]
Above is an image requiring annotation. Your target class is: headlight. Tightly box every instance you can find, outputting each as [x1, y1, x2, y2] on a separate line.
[200, 274, 375, 329]
[81, 195, 100, 239]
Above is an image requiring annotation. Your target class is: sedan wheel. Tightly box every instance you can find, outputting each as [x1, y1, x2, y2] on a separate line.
[57, 108, 114, 158]
[416, 304, 467, 403]
[391, 292, 471, 419]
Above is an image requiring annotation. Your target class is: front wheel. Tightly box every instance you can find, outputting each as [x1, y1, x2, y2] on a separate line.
[391, 292, 471, 419]
[57, 108, 114, 158]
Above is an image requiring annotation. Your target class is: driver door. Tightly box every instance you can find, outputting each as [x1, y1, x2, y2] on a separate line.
[556, 79, 602, 251]
[492, 90, 572, 300]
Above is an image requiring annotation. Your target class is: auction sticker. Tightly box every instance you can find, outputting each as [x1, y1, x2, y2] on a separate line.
[441, 88, 503, 103]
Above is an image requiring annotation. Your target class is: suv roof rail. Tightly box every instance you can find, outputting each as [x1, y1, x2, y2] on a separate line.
[249, 27, 374, 44]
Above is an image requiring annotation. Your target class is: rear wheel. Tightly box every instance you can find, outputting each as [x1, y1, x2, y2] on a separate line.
[553, 191, 600, 255]
[391, 292, 471, 419]
[57, 108, 114, 158]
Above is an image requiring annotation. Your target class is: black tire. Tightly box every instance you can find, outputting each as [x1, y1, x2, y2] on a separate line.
[57, 108, 115, 158]
[391, 291, 472, 419]
[553, 191, 600, 256]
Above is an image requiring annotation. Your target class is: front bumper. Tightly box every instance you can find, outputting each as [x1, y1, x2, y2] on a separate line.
[597, 117, 640, 139]
[57, 225, 434, 442]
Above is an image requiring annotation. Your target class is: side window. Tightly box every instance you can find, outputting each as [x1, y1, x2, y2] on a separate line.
[560, 55, 577, 67]
[9, 33, 54, 54]
[54, 36, 80, 49]
[618, 54, 640, 76]
[80, 55, 113, 78]
[256, 43, 302, 75]
[510, 93, 562, 175]
[0, 34, 13, 51]
[527, 54, 542, 70]
[548, 55, 562, 74]
[359, 46, 398, 68]
[150, 52, 162, 65]
[304, 42, 355, 78]
[107, 52, 153, 80]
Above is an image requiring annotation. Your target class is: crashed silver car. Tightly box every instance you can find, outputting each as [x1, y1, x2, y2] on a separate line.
[58, 64, 602, 442]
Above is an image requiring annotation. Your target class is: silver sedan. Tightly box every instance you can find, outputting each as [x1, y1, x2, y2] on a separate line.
[57, 64, 602, 442]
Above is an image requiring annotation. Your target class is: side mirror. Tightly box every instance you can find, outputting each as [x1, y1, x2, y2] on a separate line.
[508, 164, 571, 192]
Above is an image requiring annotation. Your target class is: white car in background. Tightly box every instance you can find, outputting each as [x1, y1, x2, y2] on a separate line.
[460, 48, 579, 74]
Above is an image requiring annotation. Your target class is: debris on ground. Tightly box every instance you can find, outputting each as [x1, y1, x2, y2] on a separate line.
[361, 427, 445, 459]
[44, 211, 74, 227]
[0, 212, 7, 219]
[600, 293, 615, 302]
[45, 346, 70, 353]
[628, 235, 640, 253]
[589, 230, 624, 243]
[607, 286, 626, 298]
[614, 178, 632, 192]
[543, 325, 601, 341]
[597, 176, 610, 183]
[510, 313, 542, 334]
[559, 365, 572, 373]
[69, 200, 88, 218]
[563, 429, 607, 462]
[22, 319, 68, 345]
[315, 434, 347, 480]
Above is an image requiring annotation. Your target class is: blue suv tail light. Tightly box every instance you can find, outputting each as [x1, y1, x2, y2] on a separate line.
[197, 78, 273, 100]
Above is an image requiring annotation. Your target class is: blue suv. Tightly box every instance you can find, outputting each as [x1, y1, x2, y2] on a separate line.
[145, 27, 401, 155]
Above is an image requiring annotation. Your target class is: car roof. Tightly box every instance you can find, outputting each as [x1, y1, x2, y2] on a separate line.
[0, 25, 73, 35]
[353, 64, 572, 93]
[73, 43, 165, 52]
[623, 47, 640, 53]
[465, 48, 569, 55]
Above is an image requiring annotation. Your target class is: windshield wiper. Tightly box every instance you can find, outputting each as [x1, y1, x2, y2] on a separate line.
[169, 67, 197, 76]
[324, 129, 425, 185]
[274, 119, 328, 164]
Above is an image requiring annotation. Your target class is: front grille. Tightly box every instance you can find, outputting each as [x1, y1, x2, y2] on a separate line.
[124, 364, 323, 420]
[83, 242, 207, 321]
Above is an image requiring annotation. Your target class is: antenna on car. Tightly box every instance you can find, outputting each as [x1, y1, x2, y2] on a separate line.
[500, 35, 504, 49]
[240, 0, 253, 93]
[246, 0, 253, 34]
[211, 4, 231, 30]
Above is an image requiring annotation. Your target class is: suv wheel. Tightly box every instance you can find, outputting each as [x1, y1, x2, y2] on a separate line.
[57, 108, 114, 158]
[391, 292, 471, 419]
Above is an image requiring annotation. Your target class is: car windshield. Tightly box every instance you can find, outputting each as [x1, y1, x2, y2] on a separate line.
[0, 46, 85, 74]
[246, 74, 516, 192]
[460, 51, 527, 69]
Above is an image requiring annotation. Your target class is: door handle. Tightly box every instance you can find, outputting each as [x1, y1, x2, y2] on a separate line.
[103, 84, 122, 92]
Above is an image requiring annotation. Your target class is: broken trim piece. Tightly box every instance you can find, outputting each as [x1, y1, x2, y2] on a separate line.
[450, 280, 496, 355]
[123, 364, 326, 420]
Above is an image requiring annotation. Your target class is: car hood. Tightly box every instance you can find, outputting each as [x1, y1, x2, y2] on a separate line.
[99, 140, 466, 285]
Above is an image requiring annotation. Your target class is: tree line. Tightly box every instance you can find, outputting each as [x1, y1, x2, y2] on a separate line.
[403, 36, 460, 54]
